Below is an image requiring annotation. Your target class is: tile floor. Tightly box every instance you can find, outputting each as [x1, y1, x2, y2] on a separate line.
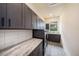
[45, 41, 66, 56]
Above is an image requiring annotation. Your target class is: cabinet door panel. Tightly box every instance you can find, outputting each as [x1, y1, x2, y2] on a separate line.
[36, 17, 40, 29]
[0, 3, 7, 28]
[36, 16, 45, 30]
[23, 4, 32, 29]
[0, 4, 2, 28]
[24, 12, 32, 29]
[39, 19, 42, 29]
[40, 19, 45, 29]
[39, 18, 42, 29]
[37, 17, 44, 29]
[29, 42, 43, 56]
[32, 12, 37, 29]
[7, 3, 22, 28]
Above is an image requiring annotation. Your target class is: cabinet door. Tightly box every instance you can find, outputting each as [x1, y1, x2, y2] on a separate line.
[29, 42, 43, 56]
[40, 19, 45, 29]
[39, 18, 43, 29]
[23, 4, 32, 29]
[0, 3, 7, 28]
[36, 17, 40, 29]
[37, 17, 44, 29]
[7, 3, 22, 28]
[39, 19, 42, 29]
[32, 12, 37, 29]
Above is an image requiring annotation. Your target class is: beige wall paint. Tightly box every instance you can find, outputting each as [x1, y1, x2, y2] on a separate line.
[0, 30, 32, 50]
[60, 4, 79, 56]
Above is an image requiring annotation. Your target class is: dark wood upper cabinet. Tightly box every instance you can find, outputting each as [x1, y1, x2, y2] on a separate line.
[36, 16, 45, 30]
[0, 3, 44, 29]
[23, 4, 32, 29]
[39, 18, 44, 29]
[32, 12, 37, 29]
[0, 3, 7, 28]
[7, 3, 23, 28]
[32, 9, 45, 30]
[0, 3, 23, 29]
[36, 17, 40, 29]
[41, 19, 45, 29]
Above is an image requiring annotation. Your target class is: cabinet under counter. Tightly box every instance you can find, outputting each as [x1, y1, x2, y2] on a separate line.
[46, 34, 61, 43]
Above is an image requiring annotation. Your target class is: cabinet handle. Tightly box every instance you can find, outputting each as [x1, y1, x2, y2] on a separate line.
[8, 19, 11, 27]
[1, 17, 4, 27]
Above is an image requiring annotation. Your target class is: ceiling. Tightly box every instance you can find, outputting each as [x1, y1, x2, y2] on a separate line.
[26, 3, 65, 22]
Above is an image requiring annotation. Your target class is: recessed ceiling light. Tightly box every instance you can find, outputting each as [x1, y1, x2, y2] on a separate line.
[48, 3, 57, 7]
[49, 13, 53, 17]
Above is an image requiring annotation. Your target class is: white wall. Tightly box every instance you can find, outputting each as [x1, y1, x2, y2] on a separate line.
[60, 4, 79, 56]
[0, 30, 32, 50]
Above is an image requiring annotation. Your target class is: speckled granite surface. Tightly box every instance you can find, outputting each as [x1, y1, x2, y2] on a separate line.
[0, 38, 42, 56]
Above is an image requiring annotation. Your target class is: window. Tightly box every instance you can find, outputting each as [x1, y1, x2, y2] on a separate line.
[50, 21, 58, 31]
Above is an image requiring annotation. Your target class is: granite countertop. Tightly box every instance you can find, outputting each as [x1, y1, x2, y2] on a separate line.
[0, 38, 42, 56]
